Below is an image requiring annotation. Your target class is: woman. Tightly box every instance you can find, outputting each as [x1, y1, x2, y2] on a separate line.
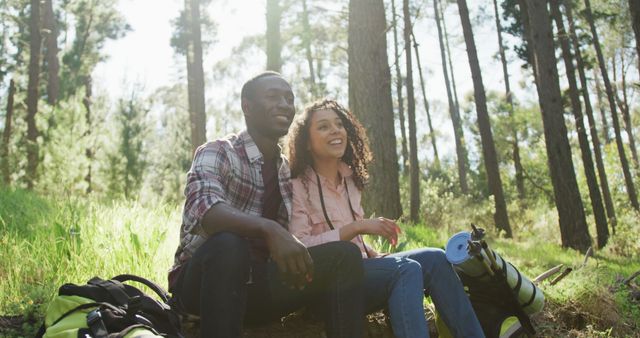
[287, 99, 484, 338]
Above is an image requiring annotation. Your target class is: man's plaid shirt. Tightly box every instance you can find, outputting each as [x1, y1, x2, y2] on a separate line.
[171, 130, 293, 272]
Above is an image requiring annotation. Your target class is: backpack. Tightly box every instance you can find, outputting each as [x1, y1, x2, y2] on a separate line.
[434, 271, 534, 338]
[35, 274, 184, 338]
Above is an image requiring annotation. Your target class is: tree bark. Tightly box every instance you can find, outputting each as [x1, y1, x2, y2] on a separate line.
[411, 31, 439, 167]
[492, 0, 525, 199]
[266, 0, 282, 72]
[526, 0, 591, 252]
[185, 0, 207, 151]
[43, 0, 59, 105]
[583, 0, 639, 211]
[551, 0, 608, 248]
[457, 0, 512, 237]
[565, 0, 617, 231]
[391, 0, 409, 170]
[83, 76, 93, 194]
[2, 79, 15, 185]
[403, 0, 420, 223]
[26, 0, 42, 189]
[435, 0, 469, 194]
[348, 0, 402, 219]
[301, 0, 317, 97]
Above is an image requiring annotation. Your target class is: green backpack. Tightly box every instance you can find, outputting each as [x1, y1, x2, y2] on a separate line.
[35, 274, 183, 338]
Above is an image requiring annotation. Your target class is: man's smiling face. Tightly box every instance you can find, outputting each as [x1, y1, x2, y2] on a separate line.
[243, 75, 295, 140]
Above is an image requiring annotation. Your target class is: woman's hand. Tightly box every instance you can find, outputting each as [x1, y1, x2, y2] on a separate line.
[356, 217, 402, 246]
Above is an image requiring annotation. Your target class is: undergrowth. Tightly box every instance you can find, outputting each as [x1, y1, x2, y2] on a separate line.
[1, 186, 639, 337]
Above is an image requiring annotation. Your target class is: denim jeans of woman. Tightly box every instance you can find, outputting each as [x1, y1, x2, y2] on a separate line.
[363, 256, 430, 338]
[387, 247, 485, 338]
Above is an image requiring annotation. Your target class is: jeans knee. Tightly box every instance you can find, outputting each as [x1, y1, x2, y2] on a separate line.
[398, 258, 422, 277]
[432, 248, 448, 267]
[200, 232, 250, 268]
[330, 241, 364, 276]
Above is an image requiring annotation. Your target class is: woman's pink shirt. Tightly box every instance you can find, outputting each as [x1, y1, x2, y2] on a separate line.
[289, 163, 373, 258]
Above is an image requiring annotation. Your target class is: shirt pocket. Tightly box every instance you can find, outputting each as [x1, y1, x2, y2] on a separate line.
[309, 211, 342, 233]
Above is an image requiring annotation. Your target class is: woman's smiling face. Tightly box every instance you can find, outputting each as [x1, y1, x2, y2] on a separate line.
[308, 109, 348, 163]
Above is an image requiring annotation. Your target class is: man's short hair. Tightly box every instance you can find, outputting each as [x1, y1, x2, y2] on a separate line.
[241, 71, 283, 102]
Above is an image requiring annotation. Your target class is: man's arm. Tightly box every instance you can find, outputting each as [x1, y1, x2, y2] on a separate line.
[184, 141, 312, 288]
[201, 203, 314, 289]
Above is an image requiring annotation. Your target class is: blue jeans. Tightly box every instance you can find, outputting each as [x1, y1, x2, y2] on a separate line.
[363, 256, 430, 338]
[388, 248, 485, 338]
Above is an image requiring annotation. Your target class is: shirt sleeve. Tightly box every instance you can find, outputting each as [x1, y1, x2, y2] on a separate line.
[289, 179, 341, 247]
[182, 142, 230, 234]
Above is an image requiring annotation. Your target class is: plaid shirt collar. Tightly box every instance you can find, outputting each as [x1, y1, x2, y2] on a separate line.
[239, 129, 292, 221]
[240, 130, 263, 164]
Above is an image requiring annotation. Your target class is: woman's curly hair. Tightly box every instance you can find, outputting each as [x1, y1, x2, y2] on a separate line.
[287, 99, 372, 191]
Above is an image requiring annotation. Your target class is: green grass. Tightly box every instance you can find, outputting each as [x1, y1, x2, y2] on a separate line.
[1, 187, 639, 337]
[0, 187, 180, 336]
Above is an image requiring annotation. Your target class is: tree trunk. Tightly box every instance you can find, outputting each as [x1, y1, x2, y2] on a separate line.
[266, 0, 282, 72]
[457, 0, 512, 237]
[185, 0, 207, 151]
[83, 76, 93, 194]
[301, 0, 317, 97]
[26, 0, 42, 189]
[565, 0, 617, 231]
[616, 50, 639, 167]
[2, 79, 15, 185]
[440, 0, 463, 124]
[403, 0, 420, 223]
[435, 0, 469, 194]
[411, 31, 439, 167]
[348, 0, 402, 219]
[43, 0, 59, 105]
[492, 0, 525, 199]
[592, 70, 611, 144]
[517, 0, 538, 80]
[583, 0, 639, 211]
[551, 0, 608, 248]
[391, 0, 409, 170]
[526, 0, 591, 252]
[629, 0, 640, 79]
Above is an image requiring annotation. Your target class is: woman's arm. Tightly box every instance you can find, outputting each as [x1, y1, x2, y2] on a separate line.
[342, 218, 401, 246]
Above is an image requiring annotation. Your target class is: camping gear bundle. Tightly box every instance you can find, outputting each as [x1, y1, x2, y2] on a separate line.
[36, 274, 183, 338]
[444, 225, 544, 338]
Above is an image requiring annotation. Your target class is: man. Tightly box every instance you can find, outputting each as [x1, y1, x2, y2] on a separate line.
[169, 71, 364, 338]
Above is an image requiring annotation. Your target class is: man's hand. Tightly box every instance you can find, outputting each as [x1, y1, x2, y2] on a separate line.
[264, 221, 314, 290]
[357, 217, 401, 246]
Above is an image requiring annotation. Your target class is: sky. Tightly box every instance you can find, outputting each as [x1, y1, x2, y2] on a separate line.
[92, 0, 536, 164]
[94, 0, 533, 100]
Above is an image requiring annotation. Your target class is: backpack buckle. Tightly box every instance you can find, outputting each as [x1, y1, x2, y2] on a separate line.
[87, 309, 109, 338]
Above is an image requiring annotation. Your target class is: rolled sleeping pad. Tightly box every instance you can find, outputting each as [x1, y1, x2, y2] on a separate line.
[445, 231, 544, 315]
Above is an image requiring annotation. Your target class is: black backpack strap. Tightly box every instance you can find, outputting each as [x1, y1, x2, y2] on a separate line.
[113, 323, 161, 338]
[112, 274, 170, 303]
[34, 323, 46, 338]
[88, 277, 131, 306]
[50, 302, 106, 327]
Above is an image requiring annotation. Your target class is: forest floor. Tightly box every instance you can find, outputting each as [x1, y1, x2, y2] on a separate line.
[1, 187, 639, 337]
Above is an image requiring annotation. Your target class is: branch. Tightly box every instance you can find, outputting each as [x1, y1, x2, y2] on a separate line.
[581, 246, 593, 269]
[623, 270, 640, 286]
[550, 267, 573, 286]
[533, 264, 564, 284]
